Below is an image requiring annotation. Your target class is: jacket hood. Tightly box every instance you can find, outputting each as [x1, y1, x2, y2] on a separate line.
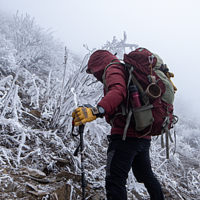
[86, 50, 119, 82]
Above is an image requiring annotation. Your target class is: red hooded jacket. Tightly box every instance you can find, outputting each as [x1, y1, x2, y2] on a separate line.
[87, 50, 151, 139]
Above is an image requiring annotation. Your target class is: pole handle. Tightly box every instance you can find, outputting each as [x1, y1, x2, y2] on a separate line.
[79, 124, 85, 134]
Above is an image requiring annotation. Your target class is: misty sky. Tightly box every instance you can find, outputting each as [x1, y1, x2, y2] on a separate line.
[1, 0, 200, 118]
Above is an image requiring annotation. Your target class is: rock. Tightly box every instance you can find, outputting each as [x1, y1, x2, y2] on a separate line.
[3, 169, 7, 174]
[51, 156, 70, 166]
[26, 182, 49, 197]
[29, 110, 41, 118]
[21, 167, 46, 179]
[28, 190, 49, 196]
[56, 171, 81, 182]
[4, 182, 14, 192]
[16, 190, 26, 198]
[53, 183, 71, 200]
[23, 174, 61, 183]
[25, 175, 50, 183]
[26, 182, 38, 191]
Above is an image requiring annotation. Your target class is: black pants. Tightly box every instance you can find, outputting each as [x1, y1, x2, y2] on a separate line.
[106, 135, 164, 200]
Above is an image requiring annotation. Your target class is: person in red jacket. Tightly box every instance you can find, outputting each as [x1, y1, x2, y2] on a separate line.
[72, 50, 164, 200]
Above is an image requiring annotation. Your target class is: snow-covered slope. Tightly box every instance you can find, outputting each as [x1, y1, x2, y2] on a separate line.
[0, 11, 199, 200]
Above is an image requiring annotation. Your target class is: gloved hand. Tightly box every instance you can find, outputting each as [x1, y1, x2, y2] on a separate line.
[72, 107, 97, 126]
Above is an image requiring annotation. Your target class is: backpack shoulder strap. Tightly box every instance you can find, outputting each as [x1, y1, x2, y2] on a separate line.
[102, 62, 125, 94]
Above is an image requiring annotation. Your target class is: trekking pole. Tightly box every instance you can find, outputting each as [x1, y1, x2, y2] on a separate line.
[79, 124, 86, 200]
[71, 122, 86, 200]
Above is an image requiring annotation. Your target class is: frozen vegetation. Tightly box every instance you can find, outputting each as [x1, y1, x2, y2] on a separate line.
[0, 11, 199, 199]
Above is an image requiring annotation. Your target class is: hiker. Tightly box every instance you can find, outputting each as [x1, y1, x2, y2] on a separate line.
[72, 50, 165, 200]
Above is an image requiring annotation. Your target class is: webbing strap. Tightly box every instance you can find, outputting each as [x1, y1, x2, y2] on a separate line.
[109, 112, 122, 128]
[122, 109, 132, 140]
[127, 67, 133, 89]
[133, 105, 153, 113]
[127, 66, 149, 105]
[161, 114, 174, 159]
[165, 124, 170, 159]
[120, 103, 126, 116]
[161, 117, 169, 158]
[162, 115, 177, 157]
[130, 70, 144, 94]
[173, 126, 177, 156]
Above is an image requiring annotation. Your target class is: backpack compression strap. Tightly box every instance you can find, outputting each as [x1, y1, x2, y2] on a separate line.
[125, 64, 149, 105]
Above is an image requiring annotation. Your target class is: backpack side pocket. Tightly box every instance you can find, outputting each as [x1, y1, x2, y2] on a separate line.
[133, 104, 154, 131]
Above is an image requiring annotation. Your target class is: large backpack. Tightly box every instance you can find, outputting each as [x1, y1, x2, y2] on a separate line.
[102, 48, 178, 158]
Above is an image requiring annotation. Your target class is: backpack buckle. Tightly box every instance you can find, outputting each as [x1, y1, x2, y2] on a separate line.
[148, 55, 154, 64]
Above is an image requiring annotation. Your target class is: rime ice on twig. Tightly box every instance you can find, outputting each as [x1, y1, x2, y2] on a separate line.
[71, 87, 77, 107]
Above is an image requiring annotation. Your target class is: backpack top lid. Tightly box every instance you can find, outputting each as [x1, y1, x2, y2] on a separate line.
[124, 47, 165, 69]
[124, 48, 158, 74]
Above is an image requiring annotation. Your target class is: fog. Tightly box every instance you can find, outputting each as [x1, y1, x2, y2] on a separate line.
[1, 0, 200, 118]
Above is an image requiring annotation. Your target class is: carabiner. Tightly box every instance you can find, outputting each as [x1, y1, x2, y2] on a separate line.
[148, 55, 154, 64]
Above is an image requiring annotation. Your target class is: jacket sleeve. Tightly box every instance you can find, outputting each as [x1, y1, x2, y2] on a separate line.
[97, 65, 127, 116]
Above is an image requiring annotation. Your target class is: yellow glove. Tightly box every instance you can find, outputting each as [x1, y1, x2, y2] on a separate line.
[72, 107, 97, 126]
